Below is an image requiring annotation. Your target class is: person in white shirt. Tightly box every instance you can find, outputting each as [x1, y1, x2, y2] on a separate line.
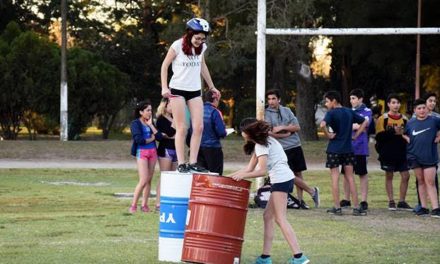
[160, 18, 220, 173]
[230, 118, 310, 264]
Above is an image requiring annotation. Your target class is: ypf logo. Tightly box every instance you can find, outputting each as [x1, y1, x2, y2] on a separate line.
[160, 212, 176, 224]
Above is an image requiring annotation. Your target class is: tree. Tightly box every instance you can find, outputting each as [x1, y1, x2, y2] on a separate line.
[0, 22, 59, 139]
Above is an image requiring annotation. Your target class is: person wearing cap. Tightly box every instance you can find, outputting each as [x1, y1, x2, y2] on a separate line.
[160, 18, 221, 173]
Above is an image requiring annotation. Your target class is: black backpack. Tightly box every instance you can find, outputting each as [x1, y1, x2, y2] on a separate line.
[253, 178, 300, 209]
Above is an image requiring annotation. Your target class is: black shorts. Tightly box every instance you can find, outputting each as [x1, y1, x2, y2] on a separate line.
[170, 88, 201, 101]
[271, 179, 294, 193]
[341, 155, 368, 176]
[285, 146, 307, 173]
[326, 153, 355, 169]
[407, 159, 437, 170]
[380, 159, 409, 172]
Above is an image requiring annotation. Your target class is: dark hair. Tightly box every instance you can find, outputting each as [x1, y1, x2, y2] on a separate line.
[423, 92, 437, 102]
[266, 89, 281, 99]
[386, 93, 401, 103]
[182, 30, 205, 56]
[324, 90, 341, 103]
[204, 89, 216, 103]
[349, 89, 364, 99]
[239, 118, 270, 155]
[413, 98, 426, 108]
[134, 100, 152, 119]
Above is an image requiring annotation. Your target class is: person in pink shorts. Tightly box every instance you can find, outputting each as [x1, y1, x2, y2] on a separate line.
[129, 100, 162, 213]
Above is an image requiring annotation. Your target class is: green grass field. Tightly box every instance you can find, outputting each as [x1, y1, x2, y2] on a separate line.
[1, 168, 439, 264]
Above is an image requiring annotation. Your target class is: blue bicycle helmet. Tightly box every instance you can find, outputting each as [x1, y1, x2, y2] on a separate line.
[186, 18, 210, 33]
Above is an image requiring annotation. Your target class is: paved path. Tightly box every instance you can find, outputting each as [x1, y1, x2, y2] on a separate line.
[0, 159, 381, 171]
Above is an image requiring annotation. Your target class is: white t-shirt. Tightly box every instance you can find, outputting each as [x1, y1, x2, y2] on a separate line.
[168, 38, 207, 91]
[254, 136, 295, 184]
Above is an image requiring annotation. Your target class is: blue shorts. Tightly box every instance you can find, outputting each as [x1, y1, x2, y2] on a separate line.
[271, 179, 294, 193]
[159, 148, 178, 162]
[407, 159, 437, 170]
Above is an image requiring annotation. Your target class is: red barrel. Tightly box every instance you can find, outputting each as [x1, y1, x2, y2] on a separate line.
[181, 174, 251, 264]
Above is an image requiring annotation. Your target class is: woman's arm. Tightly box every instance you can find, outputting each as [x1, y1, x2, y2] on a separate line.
[201, 55, 220, 97]
[231, 154, 268, 181]
[160, 48, 177, 98]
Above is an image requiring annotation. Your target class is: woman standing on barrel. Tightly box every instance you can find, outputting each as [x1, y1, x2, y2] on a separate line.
[161, 18, 220, 173]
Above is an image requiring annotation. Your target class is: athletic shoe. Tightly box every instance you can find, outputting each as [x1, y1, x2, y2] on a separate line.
[290, 255, 310, 264]
[340, 199, 351, 208]
[177, 163, 190, 173]
[360, 201, 368, 211]
[327, 207, 342, 215]
[187, 163, 209, 173]
[416, 207, 430, 216]
[129, 205, 137, 214]
[431, 208, 440, 218]
[299, 200, 310, 210]
[353, 207, 367, 216]
[388, 200, 397, 211]
[141, 205, 150, 213]
[397, 201, 413, 211]
[254, 256, 272, 264]
[312, 187, 320, 208]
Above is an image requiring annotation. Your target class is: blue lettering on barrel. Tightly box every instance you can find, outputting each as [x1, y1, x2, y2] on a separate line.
[159, 196, 189, 239]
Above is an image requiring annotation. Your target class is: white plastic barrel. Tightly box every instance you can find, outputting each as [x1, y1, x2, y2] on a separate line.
[158, 171, 193, 262]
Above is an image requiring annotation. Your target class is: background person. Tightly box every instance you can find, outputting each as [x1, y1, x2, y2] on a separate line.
[264, 89, 319, 209]
[129, 100, 162, 213]
[403, 98, 440, 217]
[160, 18, 220, 173]
[196, 89, 227, 174]
[320, 91, 368, 216]
[375, 93, 412, 211]
[340, 89, 372, 211]
[230, 118, 310, 264]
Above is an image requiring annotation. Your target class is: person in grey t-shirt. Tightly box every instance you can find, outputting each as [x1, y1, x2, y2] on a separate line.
[264, 89, 320, 209]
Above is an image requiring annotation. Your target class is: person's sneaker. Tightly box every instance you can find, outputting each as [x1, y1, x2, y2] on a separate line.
[177, 163, 190, 173]
[431, 208, 440, 218]
[187, 163, 209, 173]
[360, 201, 368, 211]
[388, 200, 397, 211]
[128, 205, 137, 214]
[254, 256, 272, 264]
[141, 205, 150, 213]
[290, 255, 310, 264]
[340, 199, 351, 208]
[327, 207, 342, 215]
[311, 187, 320, 208]
[353, 207, 367, 216]
[299, 200, 310, 210]
[416, 207, 430, 216]
[397, 201, 413, 211]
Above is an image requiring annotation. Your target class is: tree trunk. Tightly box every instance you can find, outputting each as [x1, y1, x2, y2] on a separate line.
[341, 50, 352, 107]
[296, 69, 318, 141]
[271, 53, 287, 101]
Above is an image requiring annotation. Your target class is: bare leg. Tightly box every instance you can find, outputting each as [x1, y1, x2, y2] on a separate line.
[294, 171, 304, 200]
[271, 191, 302, 254]
[293, 175, 314, 196]
[330, 167, 340, 208]
[385, 171, 394, 201]
[399, 170, 410, 202]
[187, 97, 204, 164]
[414, 168, 427, 208]
[262, 195, 275, 255]
[359, 174, 368, 202]
[141, 158, 156, 208]
[343, 165, 359, 207]
[170, 97, 188, 165]
[132, 159, 150, 207]
[424, 167, 439, 209]
[342, 175, 351, 201]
